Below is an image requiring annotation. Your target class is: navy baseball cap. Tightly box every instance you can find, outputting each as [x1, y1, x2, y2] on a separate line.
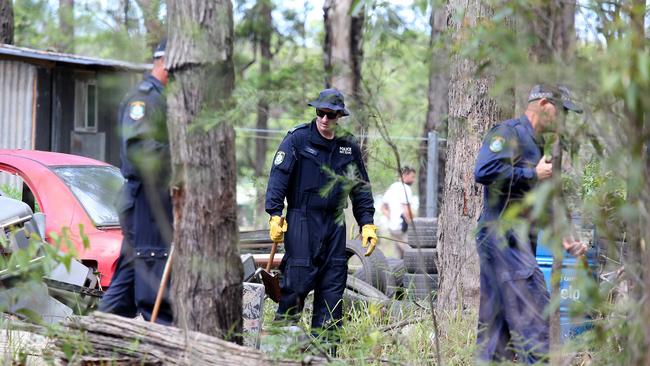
[527, 84, 583, 113]
[308, 88, 350, 116]
[153, 38, 166, 59]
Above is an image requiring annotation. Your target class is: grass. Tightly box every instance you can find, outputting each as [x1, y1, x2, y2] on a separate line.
[260, 296, 477, 365]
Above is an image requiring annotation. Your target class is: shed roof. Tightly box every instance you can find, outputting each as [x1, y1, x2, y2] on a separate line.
[0, 44, 150, 72]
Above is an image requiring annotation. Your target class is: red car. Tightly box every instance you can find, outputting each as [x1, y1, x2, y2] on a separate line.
[0, 149, 124, 288]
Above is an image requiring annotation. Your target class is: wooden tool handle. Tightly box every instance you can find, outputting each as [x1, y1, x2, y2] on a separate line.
[266, 217, 284, 272]
[151, 244, 174, 323]
[266, 241, 278, 272]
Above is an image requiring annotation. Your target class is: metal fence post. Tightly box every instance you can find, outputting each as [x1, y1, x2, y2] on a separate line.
[426, 131, 438, 218]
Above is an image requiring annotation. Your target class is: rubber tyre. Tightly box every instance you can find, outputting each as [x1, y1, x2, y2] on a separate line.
[402, 273, 438, 300]
[346, 240, 391, 296]
[403, 248, 437, 274]
[346, 276, 389, 301]
[407, 218, 438, 249]
[384, 258, 405, 298]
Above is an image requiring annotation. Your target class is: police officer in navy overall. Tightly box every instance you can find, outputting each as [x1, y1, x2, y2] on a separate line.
[474, 84, 588, 363]
[98, 39, 173, 324]
[265, 88, 378, 340]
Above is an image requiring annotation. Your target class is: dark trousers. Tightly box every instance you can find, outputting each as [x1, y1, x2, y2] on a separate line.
[276, 209, 348, 331]
[98, 206, 136, 317]
[98, 188, 172, 325]
[475, 226, 550, 364]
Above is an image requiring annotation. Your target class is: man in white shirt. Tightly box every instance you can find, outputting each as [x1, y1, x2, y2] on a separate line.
[381, 166, 416, 256]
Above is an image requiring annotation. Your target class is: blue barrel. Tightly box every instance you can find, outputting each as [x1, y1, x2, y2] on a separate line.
[536, 230, 598, 342]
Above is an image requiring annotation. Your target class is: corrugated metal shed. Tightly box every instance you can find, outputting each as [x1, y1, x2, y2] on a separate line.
[0, 60, 35, 150]
[0, 44, 150, 71]
[0, 60, 36, 191]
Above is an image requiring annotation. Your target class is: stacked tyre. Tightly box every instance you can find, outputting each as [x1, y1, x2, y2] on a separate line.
[403, 218, 438, 300]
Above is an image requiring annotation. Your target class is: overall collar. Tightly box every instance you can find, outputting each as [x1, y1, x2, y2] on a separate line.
[309, 119, 336, 148]
[519, 114, 544, 148]
[144, 73, 165, 94]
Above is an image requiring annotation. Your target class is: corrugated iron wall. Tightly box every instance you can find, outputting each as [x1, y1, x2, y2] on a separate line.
[0, 60, 37, 193]
[0, 60, 36, 150]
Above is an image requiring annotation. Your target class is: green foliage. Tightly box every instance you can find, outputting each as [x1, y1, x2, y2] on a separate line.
[13, 0, 154, 62]
[449, 0, 650, 362]
[13, 0, 56, 49]
[0, 184, 21, 200]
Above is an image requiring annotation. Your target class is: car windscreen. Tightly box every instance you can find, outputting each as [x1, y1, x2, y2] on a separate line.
[52, 166, 124, 227]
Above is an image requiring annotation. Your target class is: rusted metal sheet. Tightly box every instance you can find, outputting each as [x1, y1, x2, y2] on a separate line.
[0, 44, 149, 72]
[0, 60, 36, 150]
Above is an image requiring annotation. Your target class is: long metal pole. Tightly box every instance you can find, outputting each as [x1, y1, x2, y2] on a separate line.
[426, 131, 439, 218]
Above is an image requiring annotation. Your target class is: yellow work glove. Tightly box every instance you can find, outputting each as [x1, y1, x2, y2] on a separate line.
[269, 216, 288, 243]
[361, 224, 378, 256]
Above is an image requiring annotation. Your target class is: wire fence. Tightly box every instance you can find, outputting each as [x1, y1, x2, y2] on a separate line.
[234, 126, 445, 228]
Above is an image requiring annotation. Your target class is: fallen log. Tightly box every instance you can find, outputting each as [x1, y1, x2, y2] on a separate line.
[55, 312, 328, 365]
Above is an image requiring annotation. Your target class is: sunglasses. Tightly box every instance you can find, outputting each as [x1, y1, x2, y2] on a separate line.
[316, 109, 339, 119]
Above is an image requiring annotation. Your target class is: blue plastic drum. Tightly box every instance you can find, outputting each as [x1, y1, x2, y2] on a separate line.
[536, 230, 598, 341]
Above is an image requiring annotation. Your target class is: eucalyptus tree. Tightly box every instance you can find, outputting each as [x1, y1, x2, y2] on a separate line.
[323, 0, 366, 155]
[436, 0, 513, 312]
[418, 1, 449, 217]
[167, 0, 243, 342]
[58, 0, 73, 52]
[0, 0, 13, 44]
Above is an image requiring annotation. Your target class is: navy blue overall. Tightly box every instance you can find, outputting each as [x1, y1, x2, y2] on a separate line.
[265, 120, 374, 330]
[98, 74, 173, 324]
[474, 115, 550, 363]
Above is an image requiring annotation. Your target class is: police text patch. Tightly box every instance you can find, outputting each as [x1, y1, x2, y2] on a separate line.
[339, 146, 352, 155]
[489, 136, 505, 153]
[274, 151, 285, 165]
[129, 101, 145, 120]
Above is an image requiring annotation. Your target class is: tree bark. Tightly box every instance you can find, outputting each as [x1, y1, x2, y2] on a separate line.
[254, 0, 273, 225]
[436, 0, 513, 312]
[627, 2, 649, 365]
[418, 6, 449, 217]
[57, 0, 74, 53]
[167, 0, 243, 343]
[0, 0, 14, 45]
[525, 0, 576, 356]
[55, 312, 328, 365]
[323, 0, 367, 156]
[134, 0, 164, 51]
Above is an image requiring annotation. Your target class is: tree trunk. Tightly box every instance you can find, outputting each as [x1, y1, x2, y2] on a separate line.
[628, 2, 649, 365]
[323, 0, 367, 156]
[134, 0, 164, 51]
[526, 0, 576, 356]
[418, 6, 448, 217]
[0, 0, 12, 44]
[58, 0, 74, 53]
[167, 0, 243, 343]
[56, 312, 328, 365]
[436, 0, 513, 312]
[254, 0, 273, 225]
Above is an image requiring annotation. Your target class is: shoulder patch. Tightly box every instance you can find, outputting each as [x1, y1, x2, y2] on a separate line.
[129, 101, 146, 120]
[489, 135, 506, 153]
[288, 123, 309, 134]
[274, 151, 286, 166]
[138, 81, 154, 93]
